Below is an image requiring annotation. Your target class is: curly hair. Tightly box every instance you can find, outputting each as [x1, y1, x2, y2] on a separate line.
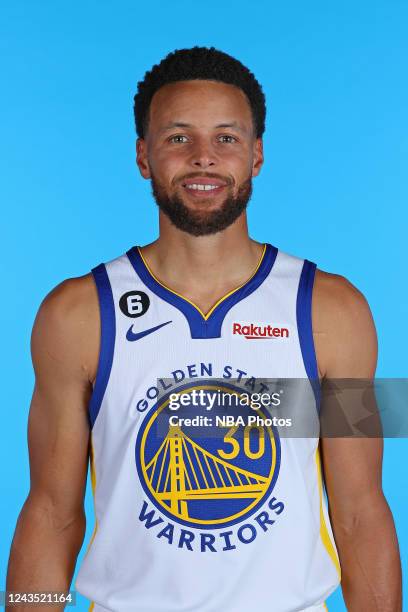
[134, 46, 266, 139]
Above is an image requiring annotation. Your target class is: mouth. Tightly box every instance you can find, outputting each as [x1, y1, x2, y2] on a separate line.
[181, 177, 228, 198]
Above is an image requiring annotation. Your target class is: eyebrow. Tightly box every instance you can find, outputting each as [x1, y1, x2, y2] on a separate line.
[159, 121, 247, 133]
[215, 122, 244, 130]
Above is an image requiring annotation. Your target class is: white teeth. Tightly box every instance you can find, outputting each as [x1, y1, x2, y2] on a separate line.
[186, 183, 219, 191]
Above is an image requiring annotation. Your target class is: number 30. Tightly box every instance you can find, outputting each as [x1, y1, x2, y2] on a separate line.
[218, 425, 265, 460]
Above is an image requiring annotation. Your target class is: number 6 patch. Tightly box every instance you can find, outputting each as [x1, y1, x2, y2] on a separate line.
[119, 291, 150, 318]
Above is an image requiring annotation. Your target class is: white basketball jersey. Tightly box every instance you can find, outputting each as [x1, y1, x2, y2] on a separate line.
[75, 243, 341, 612]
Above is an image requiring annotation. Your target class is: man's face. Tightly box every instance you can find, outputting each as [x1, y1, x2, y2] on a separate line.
[136, 80, 263, 236]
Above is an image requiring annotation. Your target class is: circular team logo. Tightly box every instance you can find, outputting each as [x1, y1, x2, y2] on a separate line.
[119, 290, 150, 318]
[135, 381, 281, 529]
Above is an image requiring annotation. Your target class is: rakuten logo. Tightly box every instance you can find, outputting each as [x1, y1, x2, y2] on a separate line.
[232, 322, 289, 340]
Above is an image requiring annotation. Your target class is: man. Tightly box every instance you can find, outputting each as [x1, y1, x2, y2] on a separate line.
[6, 47, 401, 611]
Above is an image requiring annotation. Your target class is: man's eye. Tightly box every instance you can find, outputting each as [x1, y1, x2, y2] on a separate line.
[218, 135, 237, 143]
[169, 135, 188, 143]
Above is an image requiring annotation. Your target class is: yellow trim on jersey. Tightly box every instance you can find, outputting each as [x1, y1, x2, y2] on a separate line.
[315, 445, 341, 579]
[137, 243, 267, 320]
[324, 602, 329, 611]
[85, 434, 98, 612]
[85, 435, 99, 554]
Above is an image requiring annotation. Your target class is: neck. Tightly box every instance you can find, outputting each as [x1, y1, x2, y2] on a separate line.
[139, 212, 264, 301]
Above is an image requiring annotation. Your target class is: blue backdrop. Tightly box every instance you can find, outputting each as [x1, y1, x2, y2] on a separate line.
[1, 1, 407, 610]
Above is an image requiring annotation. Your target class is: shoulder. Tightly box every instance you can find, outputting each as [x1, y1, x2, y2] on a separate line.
[31, 273, 100, 385]
[313, 269, 370, 317]
[312, 269, 378, 378]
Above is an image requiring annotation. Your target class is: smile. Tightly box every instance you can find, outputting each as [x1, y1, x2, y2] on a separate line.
[185, 184, 220, 191]
[181, 177, 229, 198]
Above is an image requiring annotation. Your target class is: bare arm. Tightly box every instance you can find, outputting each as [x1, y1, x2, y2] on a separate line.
[314, 271, 402, 611]
[6, 275, 99, 610]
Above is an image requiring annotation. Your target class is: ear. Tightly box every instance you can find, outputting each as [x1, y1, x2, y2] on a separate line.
[136, 138, 151, 179]
[252, 138, 264, 177]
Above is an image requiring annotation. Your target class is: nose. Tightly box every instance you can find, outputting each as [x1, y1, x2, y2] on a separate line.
[190, 138, 217, 169]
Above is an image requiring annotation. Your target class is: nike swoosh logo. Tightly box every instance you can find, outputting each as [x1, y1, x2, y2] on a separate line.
[126, 320, 172, 342]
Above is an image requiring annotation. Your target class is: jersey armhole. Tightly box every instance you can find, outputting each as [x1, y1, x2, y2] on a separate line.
[88, 263, 116, 429]
[296, 259, 321, 410]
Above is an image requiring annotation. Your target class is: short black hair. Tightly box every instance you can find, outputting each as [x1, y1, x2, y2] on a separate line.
[134, 46, 266, 139]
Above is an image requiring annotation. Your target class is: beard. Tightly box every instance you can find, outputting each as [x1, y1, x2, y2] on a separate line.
[150, 173, 253, 237]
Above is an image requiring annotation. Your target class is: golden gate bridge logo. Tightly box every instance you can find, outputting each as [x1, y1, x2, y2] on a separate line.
[136, 384, 281, 529]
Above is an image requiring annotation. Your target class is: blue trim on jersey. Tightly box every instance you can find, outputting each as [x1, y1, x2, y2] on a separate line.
[296, 260, 321, 410]
[88, 263, 116, 429]
[126, 244, 278, 339]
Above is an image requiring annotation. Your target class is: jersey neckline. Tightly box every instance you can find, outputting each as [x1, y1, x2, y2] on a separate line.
[126, 243, 278, 339]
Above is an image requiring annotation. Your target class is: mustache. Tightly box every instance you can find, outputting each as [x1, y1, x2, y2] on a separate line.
[175, 172, 233, 186]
